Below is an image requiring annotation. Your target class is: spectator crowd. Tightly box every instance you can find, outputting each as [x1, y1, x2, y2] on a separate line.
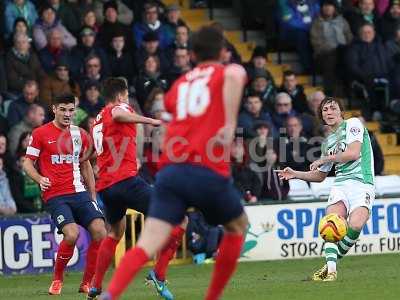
[277, 0, 400, 120]
[0, 0, 387, 216]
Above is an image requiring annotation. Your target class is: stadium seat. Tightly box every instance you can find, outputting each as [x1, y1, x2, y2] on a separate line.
[310, 177, 335, 199]
[375, 175, 400, 197]
[366, 122, 380, 132]
[181, 9, 207, 21]
[376, 133, 397, 146]
[288, 179, 315, 200]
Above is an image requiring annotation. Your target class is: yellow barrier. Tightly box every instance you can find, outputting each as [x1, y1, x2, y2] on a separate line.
[115, 209, 192, 267]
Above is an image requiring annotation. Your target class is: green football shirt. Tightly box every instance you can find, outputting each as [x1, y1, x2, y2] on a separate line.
[318, 118, 374, 185]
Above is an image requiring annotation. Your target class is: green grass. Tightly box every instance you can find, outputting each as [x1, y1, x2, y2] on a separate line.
[0, 254, 399, 300]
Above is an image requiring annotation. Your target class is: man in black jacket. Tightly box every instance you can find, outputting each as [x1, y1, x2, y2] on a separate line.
[346, 23, 391, 117]
[278, 70, 310, 114]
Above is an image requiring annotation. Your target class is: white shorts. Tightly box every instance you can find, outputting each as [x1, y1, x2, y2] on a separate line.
[327, 180, 375, 214]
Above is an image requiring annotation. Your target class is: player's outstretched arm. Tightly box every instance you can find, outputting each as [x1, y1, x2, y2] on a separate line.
[22, 158, 51, 191]
[80, 160, 97, 201]
[276, 167, 328, 182]
[112, 107, 162, 126]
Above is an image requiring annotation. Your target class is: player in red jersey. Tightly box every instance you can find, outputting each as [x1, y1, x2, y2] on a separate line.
[23, 94, 106, 295]
[99, 26, 248, 300]
[87, 78, 187, 300]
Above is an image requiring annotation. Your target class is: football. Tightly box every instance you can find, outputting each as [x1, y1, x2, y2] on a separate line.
[318, 213, 348, 242]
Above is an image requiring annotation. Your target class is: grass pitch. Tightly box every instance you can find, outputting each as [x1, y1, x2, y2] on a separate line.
[0, 253, 399, 300]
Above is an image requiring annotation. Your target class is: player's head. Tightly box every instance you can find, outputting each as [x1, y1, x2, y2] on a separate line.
[102, 77, 129, 104]
[52, 93, 76, 128]
[319, 96, 345, 126]
[191, 26, 225, 63]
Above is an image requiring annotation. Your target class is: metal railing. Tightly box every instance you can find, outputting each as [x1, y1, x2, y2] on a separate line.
[114, 209, 192, 267]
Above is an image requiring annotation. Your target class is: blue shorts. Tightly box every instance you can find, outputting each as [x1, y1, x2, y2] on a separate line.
[98, 176, 151, 224]
[45, 192, 104, 232]
[148, 164, 244, 226]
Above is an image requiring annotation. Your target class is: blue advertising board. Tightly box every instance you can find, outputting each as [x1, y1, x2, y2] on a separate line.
[0, 214, 91, 275]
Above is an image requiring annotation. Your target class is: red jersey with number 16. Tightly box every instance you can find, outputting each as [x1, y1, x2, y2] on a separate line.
[93, 103, 138, 191]
[160, 63, 244, 177]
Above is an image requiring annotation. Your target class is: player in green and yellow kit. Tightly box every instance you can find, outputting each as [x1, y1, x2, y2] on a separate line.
[277, 97, 375, 281]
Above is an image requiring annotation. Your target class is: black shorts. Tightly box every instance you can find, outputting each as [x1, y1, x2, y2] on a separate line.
[45, 191, 104, 232]
[148, 164, 244, 226]
[99, 176, 151, 224]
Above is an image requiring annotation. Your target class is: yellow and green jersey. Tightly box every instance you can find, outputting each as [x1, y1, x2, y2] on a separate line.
[318, 118, 374, 186]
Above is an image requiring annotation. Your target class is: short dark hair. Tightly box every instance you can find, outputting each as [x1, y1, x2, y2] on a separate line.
[144, 1, 158, 11]
[52, 93, 76, 106]
[102, 77, 128, 102]
[191, 26, 224, 62]
[318, 96, 345, 121]
[246, 93, 261, 102]
[176, 24, 189, 32]
[283, 70, 296, 78]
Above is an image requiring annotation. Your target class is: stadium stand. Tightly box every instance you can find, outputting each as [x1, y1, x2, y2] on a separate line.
[0, 0, 399, 215]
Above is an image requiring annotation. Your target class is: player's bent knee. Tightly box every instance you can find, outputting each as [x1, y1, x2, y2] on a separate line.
[62, 223, 80, 244]
[224, 213, 248, 235]
[88, 218, 107, 241]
